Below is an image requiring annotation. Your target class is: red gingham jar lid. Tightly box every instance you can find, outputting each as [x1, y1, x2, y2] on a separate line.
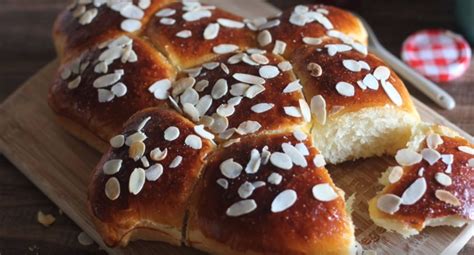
[401, 29, 471, 82]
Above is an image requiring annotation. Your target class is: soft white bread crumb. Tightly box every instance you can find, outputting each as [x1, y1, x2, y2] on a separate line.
[312, 105, 419, 164]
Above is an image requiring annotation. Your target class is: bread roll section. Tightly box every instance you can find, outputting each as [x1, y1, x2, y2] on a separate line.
[48, 1, 473, 254]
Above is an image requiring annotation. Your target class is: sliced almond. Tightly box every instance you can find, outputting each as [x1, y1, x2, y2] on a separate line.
[236, 120, 261, 135]
[164, 126, 180, 141]
[395, 148, 423, 166]
[299, 99, 312, 122]
[251, 103, 274, 113]
[381, 80, 403, 106]
[233, 73, 265, 85]
[129, 141, 146, 162]
[103, 159, 122, 175]
[293, 129, 307, 141]
[312, 183, 338, 202]
[213, 44, 239, 54]
[37, 211, 56, 227]
[377, 194, 402, 214]
[226, 199, 257, 217]
[421, 148, 441, 165]
[278, 61, 293, 71]
[335, 82, 355, 97]
[435, 190, 461, 206]
[121, 19, 142, 32]
[145, 163, 163, 181]
[245, 149, 261, 174]
[129, 168, 146, 195]
[185, 134, 202, 150]
[125, 131, 147, 146]
[176, 30, 192, 38]
[310, 95, 326, 125]
[400, 177, 426, 205]
[217, 178, 229, 189]
[194, 125, 215, 140]
[271, 189, 297, 213]
[307, 62, 323, 77]
[211, 78, 228, 99]
[283, 80, 302, 93]
[238, 181, 256, 199]
[220, 158, 243, 179]
[373, 66, 391, 81]
[313, 154, 326, 168]
[270, 152, 293, 170]
[148, 79, 171, 100]
[272, 40, 287, 55]
[183, 103, 200, 122]
[303, 37, 323, 45]
[110, 135, 125, 148]
[218, 18, 245, 28]
[458, 146, 474, 155]
[244, 84, 266, 99]
[150, 147, 168, 161]
[204, 23, 220, 40]
[267, 172, 283, 185]
[363, 73, 379, 90]
[282, 143, 307, 167]
[169, 156, 183, 168]
[284, 106, 302, 118]
[259, 65, 280, 79]
[426, 133, 443, 149]
[435, 172, 452, 186]
[388, 166, 404, 184]
[342, 59, 361, 72]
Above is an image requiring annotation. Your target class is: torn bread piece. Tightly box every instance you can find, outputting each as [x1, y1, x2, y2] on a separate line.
[369, 123, 474, 237]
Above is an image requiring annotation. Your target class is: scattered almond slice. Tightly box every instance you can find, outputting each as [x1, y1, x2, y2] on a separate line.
[400, 177, 426, 205]
[77, 231, 94, 246]
[37, 211, 56, 227]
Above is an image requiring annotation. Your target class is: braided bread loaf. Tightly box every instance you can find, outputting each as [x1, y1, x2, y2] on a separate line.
[48, 0, 474, 254]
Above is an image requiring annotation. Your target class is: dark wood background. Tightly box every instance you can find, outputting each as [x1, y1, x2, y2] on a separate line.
[0, 0, 472, 254]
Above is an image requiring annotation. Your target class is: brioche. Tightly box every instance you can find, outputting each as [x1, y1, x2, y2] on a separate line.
[48, 1, 473, 254]
[53, 0, 174, 61]
[88, 108, 215, 246]
[48, 35, 177, 152]
[187, 132, 356, 255]
[291, 43, 420, 164]
[146, 2, 257, 69]
[258, 5, 368, 58]
[369, 123, 474, 237]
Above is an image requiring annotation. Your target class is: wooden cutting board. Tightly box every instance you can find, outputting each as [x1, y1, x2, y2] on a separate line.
[0, 1, 472, 254]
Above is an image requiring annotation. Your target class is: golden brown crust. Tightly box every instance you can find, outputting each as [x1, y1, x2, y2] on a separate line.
[291, 43, 419, 118]
[187, 133, 355, 254]
[146, 2, 256, 69]
[53, 0, 175, 61]
[88, 108, 215, 247]
[370, 134, 474, 232]
[48, 35, 177, 144]
[173, 52, 309, 140]
[262, 4, 367, 58]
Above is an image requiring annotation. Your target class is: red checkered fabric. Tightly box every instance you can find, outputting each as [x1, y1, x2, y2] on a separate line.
[401, 29, 471, 82]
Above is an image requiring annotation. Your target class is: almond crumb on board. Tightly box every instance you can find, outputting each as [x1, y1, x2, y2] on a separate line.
[78, 231, 95, 246]
[37, 210, 56, 227]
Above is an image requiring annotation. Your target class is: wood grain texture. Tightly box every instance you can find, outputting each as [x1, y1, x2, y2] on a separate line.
[0, 0, 472, 254]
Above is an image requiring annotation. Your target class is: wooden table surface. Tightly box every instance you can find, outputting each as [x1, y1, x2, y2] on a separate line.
[0, 0, 472, 254]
